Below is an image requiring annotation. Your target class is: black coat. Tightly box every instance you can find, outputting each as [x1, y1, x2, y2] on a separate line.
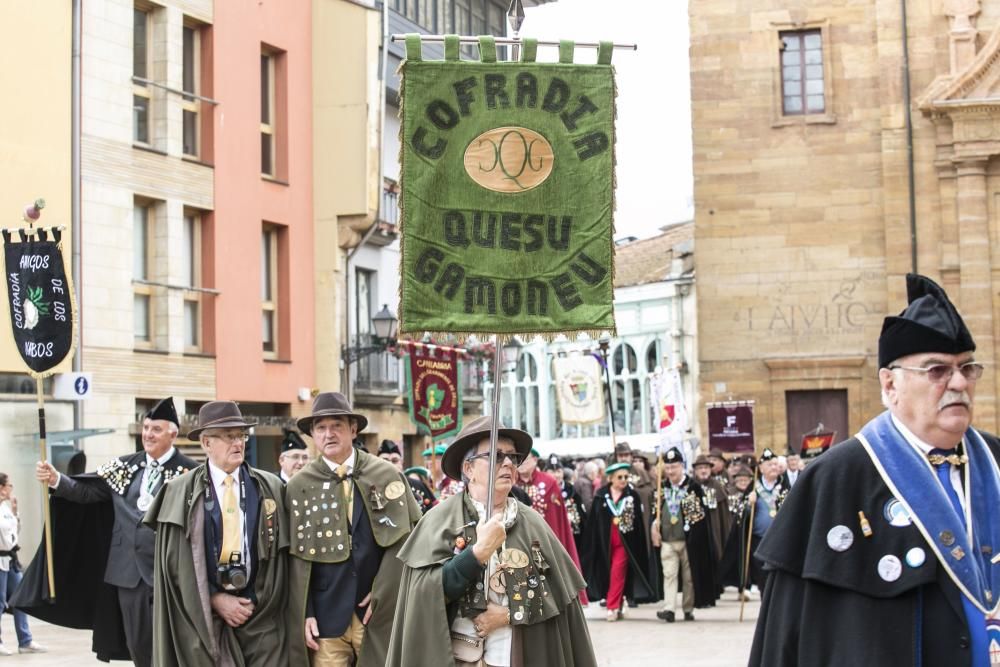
[583, 485, 656, 604]
[750, 436, 1000, 667]
[11, 450, 197, 662]
[651, 476, 718, 608]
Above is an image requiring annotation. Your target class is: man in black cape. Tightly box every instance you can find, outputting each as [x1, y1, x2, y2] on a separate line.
[751, 274, 1000, 666]
[14, 398, 198, 665]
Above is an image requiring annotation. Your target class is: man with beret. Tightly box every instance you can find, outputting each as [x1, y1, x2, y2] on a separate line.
[387, 416, 596, 666]
[424, 443, 464, 499]
[516, 448, 586, 602]
[287, 392, 421, 667]
[144, 400, 289, 666]
[778, 450, 802, 489]
[752, 274, 1000, 666]
[403, 466, 438, 515]
[21, 398, 197, 666]
[707, 450, 729, 486]
[650, 447, 716, 622]
[279, 429, 311, 484]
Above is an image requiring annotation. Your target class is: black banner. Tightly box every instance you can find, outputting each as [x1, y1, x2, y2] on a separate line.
[2, 228, 74, 375]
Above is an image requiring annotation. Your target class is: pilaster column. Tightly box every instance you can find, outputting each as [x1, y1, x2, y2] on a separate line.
[954, 157, 995, 431]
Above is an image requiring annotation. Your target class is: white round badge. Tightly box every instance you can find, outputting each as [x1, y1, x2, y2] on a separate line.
[827, 525, 854, 552]
[905, 547, 926, 568]
[878, 555, 903, 582]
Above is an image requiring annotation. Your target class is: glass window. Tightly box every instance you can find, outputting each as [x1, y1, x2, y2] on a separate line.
[134, 294, 150, 342]
[133, 7, 152, 144]
[133, 8, 148, 80]
[133, 95, 149, 144]
[182, 24, 199, 157]
[261, 226, 279, 356]
[133, 201, 154, 346]
[356, 269, 374, 339]
[260, 51, 276, 176]
[133, 206, 148, 280]
[780, 29, 825, 116]
[182, 213, 202, 351]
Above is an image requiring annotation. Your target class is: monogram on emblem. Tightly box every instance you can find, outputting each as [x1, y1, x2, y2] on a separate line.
[464, 126, 554, 193]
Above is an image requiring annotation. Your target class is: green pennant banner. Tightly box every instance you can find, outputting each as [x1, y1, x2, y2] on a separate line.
[399, 35, 617, 337]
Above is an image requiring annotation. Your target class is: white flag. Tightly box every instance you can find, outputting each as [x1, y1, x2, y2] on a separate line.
[554, 355, 606, 425]
[651, 367, 689, 444]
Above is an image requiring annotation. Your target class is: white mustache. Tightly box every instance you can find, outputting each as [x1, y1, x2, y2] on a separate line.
[938, 391, 971, 411]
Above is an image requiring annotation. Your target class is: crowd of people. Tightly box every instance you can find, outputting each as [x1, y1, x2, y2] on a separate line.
[4, 271, 991, 666]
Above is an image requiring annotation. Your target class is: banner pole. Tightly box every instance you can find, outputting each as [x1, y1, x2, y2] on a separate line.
[739, 464, 760, 622]
[36, 378, 55, 599]
[485, 337, 502, 522]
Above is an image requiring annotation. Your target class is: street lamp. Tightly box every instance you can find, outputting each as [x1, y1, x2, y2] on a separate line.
[501, 337, 523, 374]
[342, 304, 398, 365]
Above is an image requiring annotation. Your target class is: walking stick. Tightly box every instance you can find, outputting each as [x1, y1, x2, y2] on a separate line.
[37, 379, 55, 598]
[739, 463, 760, 622]
[654, 452, 663, 528]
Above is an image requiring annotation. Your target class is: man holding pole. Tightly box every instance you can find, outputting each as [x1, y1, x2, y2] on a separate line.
[752, 274, 1000, 665]
[25, 398, 197, 667]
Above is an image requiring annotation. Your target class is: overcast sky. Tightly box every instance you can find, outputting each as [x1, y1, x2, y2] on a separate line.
[522, 0, 693, 240]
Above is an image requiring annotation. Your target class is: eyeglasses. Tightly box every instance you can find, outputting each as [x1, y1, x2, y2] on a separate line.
[282, 453, 309, 461]
[889, 362, 985, 384]
[468, 451, 526, 467]
[208, 433, 250, 444]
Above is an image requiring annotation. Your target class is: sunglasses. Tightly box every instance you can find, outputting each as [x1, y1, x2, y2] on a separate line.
[467, 451, 526, 467]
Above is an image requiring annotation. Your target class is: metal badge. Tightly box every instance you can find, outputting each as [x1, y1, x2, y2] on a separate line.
[878, 555, 902, 582]
[883, 499, 912, 527]
[385, 480, 406, 500]
[137, 495, 152, 512]
[905, 547, 926, 568]
[940, 531, 955, 547]
[951, 546, 966, 561]
[826, 525, 854, 552]
[500, 548, 530, 569]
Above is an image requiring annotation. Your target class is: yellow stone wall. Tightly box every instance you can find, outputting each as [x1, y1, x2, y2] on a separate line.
[690, 0, 1000, 451]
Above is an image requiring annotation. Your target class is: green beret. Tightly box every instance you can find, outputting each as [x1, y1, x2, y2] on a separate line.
[606, 462, 631, 476]
[421, 444, 447, 457]
[404, 466, 431, 479]
[530, 447, 540, 458]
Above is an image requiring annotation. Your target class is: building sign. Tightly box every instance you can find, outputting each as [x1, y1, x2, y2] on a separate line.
[707, 402, 755, 453]
[398, 34, 617, 337]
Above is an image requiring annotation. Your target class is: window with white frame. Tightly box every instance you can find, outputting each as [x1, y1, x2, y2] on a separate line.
[261, 226, 279, 357]
[260, 50, 276, 177]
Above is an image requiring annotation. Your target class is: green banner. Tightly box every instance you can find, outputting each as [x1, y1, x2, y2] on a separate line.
[399, 35, 617, 337]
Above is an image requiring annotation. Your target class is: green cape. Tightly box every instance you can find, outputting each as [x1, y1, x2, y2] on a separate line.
[143, 464, 289, 667]
[286, 452, 422, 667]
[386, 491, 597, 667]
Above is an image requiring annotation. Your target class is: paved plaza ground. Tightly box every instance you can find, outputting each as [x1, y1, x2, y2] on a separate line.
[0, 590, 758, 665]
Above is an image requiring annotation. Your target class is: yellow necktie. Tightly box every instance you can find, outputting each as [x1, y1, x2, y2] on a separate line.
[336, 464, 353, 525]
[219, 474, 242, 564]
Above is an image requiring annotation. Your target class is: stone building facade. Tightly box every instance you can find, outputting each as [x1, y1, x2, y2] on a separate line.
[690, 0, 1000, 453]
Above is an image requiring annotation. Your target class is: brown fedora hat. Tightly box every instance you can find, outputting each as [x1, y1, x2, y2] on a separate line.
[297, 392, 369, 434]
[693, 454, 712, 468]
[441, 415, 532, 481]
[187, 401, 258, 440]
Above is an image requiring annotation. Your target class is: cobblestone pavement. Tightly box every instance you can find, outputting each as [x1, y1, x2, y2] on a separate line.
[1, 590, 758, 665]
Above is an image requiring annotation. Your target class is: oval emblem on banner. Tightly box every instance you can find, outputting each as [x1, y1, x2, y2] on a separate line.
[464, 127, 554, 193]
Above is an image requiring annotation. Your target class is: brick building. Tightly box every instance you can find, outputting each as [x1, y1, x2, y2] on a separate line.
[691, 0, 1000, 453]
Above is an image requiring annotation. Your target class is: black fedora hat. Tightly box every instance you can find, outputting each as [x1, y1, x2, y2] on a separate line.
[441, 415, 532, 481]
[297, 392, 369, 434]
[187, 401, 258, 440]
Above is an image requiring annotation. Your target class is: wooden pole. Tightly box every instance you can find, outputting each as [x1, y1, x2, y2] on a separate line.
[654, 452, 664, 527]
[739, 464, 760, 622]
[36, 378, 55, 598]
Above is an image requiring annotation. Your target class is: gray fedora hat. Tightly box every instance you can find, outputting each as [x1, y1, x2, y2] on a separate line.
[187, 401, 258, 440]
[441, 415, 532, 481]
[297, 392, 369, 434]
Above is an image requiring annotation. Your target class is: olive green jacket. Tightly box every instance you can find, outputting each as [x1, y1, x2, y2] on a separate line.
[143, 465, 289, 667]
[386, 491, 597, 667]
[286, 452, 421, 667]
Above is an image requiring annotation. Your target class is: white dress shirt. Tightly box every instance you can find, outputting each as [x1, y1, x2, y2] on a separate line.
[140, 446, 177, 497]
[0, 500, 18, 572]
[207, 460, 251, 581]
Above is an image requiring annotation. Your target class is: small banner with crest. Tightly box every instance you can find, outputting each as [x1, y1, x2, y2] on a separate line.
[2, 226, 76, 376]
[403, 342, 464, 441]
[553, 354, 604, 424]
[398, 34, 617, 338]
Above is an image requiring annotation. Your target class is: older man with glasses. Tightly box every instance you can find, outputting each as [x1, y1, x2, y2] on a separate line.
[387, 415, 595, 667]
[144, 401, 289, 666]
[752, 274, 1000, 667]
[279, 429, 311, 484]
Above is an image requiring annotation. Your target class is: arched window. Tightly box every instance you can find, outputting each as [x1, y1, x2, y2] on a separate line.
[509, 352, 540, 436]
[646, 340, 662, 373]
